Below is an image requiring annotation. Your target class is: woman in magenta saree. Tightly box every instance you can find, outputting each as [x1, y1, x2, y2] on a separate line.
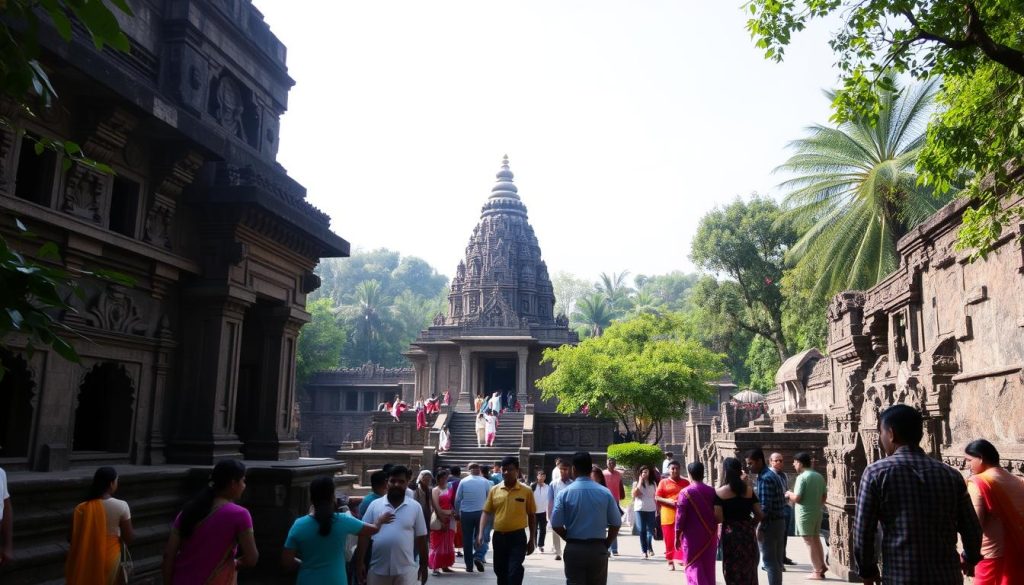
[162, 460, 259, 585]
[675, 462, 718, 585]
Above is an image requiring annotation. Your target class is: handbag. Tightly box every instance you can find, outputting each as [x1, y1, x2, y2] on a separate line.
[653, 522, 664, 541]
[430, 511, 443, 531]
[118, 542, 134, 584]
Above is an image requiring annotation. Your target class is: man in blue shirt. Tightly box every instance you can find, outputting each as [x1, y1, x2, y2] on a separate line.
[455, 463, 492, 573]
[551, 451, 621, 585]
[746, 448, 786, 585]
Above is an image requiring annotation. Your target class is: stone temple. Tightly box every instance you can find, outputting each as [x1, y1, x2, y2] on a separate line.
[338, 158, 612, 479]
[405, 155, 578, 412]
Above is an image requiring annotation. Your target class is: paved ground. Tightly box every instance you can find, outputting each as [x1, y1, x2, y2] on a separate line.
[433, 526, 833, 584]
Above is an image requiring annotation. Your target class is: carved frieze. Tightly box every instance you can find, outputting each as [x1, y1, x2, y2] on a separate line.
[62, 164, 105, 223]
[0, 125, 15, 193]
[143, 194, 175, 249]
[85, 285, 148, 335]
[81, 107, 139, 165]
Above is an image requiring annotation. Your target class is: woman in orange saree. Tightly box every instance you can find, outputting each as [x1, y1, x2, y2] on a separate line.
[964, 439, 1024, 585]
[66, 467, 134, 585]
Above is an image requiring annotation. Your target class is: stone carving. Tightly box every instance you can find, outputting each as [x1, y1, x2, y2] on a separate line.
[143, 201, 174, 249]
[212, 74, 248, 142]
[85, 286, 147, 335]
[62, 165, 104, 223]
[300, 272, 321, 294]
[555, 313, 569, 327]
[0, 125, 15, 192]
[432, 313, 445, 326]
[165, 43, 209, 114]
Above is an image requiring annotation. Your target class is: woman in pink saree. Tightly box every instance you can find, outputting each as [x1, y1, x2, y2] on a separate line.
[162, 459, 258, 585]
[675, 461, 718, 585]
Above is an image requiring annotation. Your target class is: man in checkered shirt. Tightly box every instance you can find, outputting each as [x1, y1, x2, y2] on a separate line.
[853, 404, 981, 584]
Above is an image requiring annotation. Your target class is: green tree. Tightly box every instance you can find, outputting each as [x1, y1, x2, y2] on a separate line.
[683, 278, 755, 386]
[690, 197, 796, 362]
[343, 280, 392, 365]
[745, 0, 1024, 256]
[635, 271, 698, 311]
[296, 298, 348, 386]
[551, 270, 591, 318]
[596, 271, 634, 314]
[777, 80, 953, 298]
[571, 292, 617, 338]
[745, 335, 782, 393]
[538, 313, 724, 443]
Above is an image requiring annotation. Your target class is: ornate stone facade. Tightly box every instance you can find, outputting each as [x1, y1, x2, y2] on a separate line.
[406, 156, 577, 412]
[691, 193, 1024, 581]
[0, 2, 348, 582]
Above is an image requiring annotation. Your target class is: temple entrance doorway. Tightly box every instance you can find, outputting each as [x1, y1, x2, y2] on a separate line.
[482, 357, 516, 409]
[73, 362, 134, 453]
[0, 349, 35, 458]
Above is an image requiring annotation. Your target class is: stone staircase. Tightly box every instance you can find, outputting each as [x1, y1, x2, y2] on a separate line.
[435, 411, 524, 470]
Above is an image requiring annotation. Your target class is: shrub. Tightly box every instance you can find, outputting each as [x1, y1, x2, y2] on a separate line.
[607, 442, 663, 475]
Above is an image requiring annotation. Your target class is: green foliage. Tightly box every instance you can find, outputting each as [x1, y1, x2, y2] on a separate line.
[0, 0, 133, 106]
[682, 280, 754, 386]
[744, 0, 1024, 256]
[296, 298, 348, 386]
[551, 270, 591, 317]
[690, 196, 795, 362]
[311, 250, 447, 368]
[634, 271, 698, 312]
[596, 271, 634, 314]
[779, 263, 828, 352]
[0, 219, 133, 380]
[745, 335, 781, 392]
[538, 313, 724, 443]
[777, 79, 953, 297]
[607, 442, 663, 473]
[571, 292, 618, 338]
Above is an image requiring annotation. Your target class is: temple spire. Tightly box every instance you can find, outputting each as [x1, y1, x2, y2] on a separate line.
[482, 154, 527, 218]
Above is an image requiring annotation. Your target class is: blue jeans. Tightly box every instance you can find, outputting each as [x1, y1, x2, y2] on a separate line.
[477, 514, 494, 561]
[492, 530, 527, 585]
[635, 510, 656, 555]
[461, 510, 483, 569]
[759, 517, 786, 585]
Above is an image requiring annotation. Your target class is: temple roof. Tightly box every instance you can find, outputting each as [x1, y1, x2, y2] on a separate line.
[439, 156, 564, 329]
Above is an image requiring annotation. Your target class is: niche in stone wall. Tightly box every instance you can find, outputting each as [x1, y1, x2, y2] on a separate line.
[73, 362, 135, 452]
[0, 349, 35, 458]
[208, 73, 260, 149]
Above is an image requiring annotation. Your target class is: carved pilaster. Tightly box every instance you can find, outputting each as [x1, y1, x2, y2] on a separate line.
[61, 163, 105, 224]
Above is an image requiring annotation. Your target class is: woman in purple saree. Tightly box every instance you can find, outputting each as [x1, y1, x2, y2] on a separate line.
[675, 462, 719, 585]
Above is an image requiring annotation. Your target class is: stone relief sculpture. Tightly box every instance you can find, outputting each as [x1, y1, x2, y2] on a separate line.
[85, 285, 147, 335]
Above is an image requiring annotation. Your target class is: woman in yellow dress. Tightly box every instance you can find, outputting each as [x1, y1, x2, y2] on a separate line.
[66, 467, 134, 585]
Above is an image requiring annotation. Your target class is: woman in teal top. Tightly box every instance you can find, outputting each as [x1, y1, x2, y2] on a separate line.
[785, 452, 827, 580]
[282, 476, 394, 585]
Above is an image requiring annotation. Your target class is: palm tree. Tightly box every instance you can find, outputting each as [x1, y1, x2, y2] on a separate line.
[345, 280, 391, 363]
[776, 78, 954, 297]
[597, 271, 633, 313]
[572, 293, 617, 337]
[627, 289, 661, 317]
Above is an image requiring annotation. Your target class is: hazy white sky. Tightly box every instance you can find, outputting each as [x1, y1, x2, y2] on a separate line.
[254, 1, 841, 284]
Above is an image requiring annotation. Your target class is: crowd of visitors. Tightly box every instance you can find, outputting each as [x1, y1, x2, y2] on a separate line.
[2, 401, 1022, 585]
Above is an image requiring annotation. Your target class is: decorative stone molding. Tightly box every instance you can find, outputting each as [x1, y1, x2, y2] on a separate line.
[61, 164, 105, 224]
[85, 285, 148, 335]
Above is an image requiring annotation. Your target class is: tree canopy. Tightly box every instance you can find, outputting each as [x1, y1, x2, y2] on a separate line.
[537, 313, 724, 443]
[745, 0, 1024, 257]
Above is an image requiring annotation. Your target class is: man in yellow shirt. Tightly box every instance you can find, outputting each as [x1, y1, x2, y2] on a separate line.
[478, 456, 536, 585]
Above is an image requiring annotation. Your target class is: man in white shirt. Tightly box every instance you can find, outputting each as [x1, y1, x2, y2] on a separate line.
[0, 466, 11, 566]
[548, 459, 573, 561]
[357, 465, 428, 585]
[661, 452, 674, 476]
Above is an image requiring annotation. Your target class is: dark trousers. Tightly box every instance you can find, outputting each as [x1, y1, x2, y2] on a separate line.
[536, 512, 548, 548]
[492, 529, 527, 585]
[759, 517, 786, 585]
[461, 510, 482, 570]
[564, 540, 609, 585]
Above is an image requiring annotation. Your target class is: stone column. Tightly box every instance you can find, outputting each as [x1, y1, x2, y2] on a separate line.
[167, 295, 249, 464]
[458, 347, 472, 411]
[427, 349, 439, 399]
[144, 322, 176, 464]
[242, 306, 303, 460]
[517, 347, 529, 406]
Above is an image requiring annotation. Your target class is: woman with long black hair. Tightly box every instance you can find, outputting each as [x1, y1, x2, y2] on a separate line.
[282, 476, 393, 585]
[714, 457, 763, 585]
[66, 466, 134, 585]
[162, 459, 258, 585]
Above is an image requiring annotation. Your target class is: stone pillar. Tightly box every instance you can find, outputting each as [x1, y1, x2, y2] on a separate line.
[427, 349, 438, 399]
[458, 347, 472, 411]
[242, 306, 303, 460]
[517, 347, 529, 406]
[167, 295, 249, 464]
[144, 323, 176, 464]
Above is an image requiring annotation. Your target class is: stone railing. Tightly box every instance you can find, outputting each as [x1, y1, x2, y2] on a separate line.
[534, 413, 615, 452]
